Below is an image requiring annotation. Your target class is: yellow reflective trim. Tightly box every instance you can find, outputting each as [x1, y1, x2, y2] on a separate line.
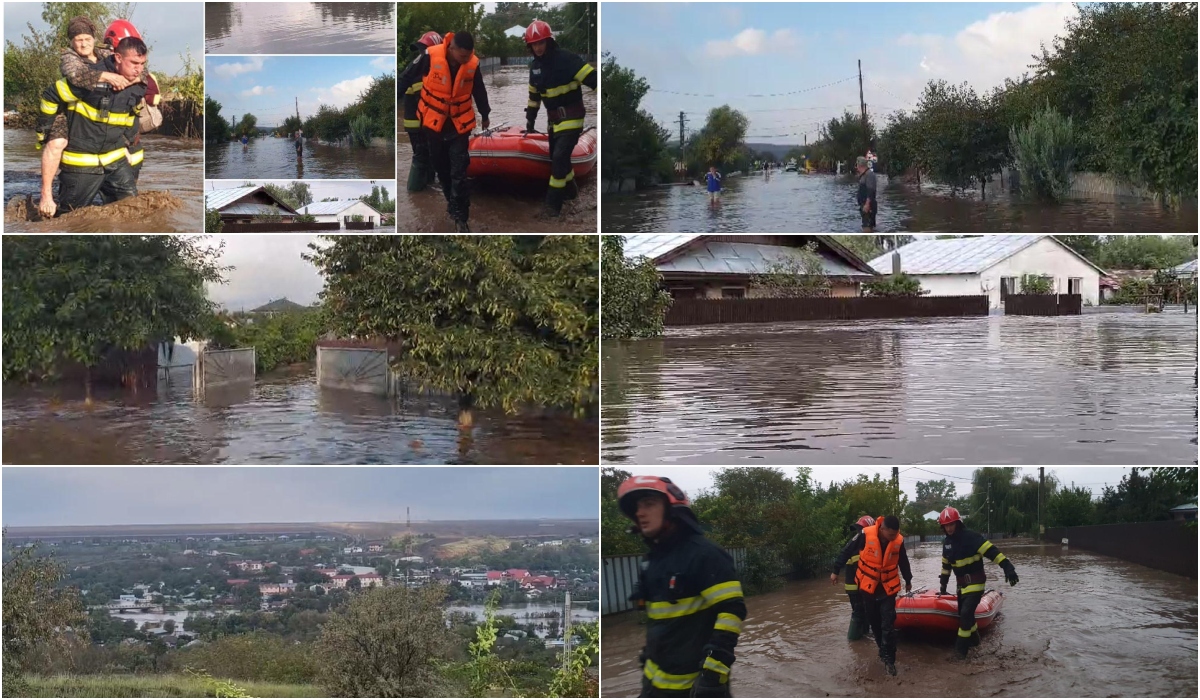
[564, 170, 575, 182]
[127, 149, 144, 166]
[405, 81, 423, 95]
[646, 595, 703, 619]
[69, 101, 135, 127]
[940, 568, 951, 576]
[528, 84, 538, 93]
[402, 118, 420, 129]
[941, 557, 950, 564]
[527, 99, 540, 108]
[573, 63, 595, 82]
[41, 99, 59, 115]
[847, 555, 860, 565]
[541, 80, 580, 98]
[978, 541, 994, 555]
[549, 175, 568, 188]
[714, 612, 742, 634]
[703, 656, 730, 682]
[993, 553, 1008, 565]
[953, 554, 982, 567]
[551, 118, 584, 132]
[957, 626, 973, 638]
[61, 147, 130, 167]
[702, 580, 744, 606]
[55, 79, 79, 103]
[960, 582, 985, 594]
[643, 659, 698, 690]
[844, 583, 858, 591]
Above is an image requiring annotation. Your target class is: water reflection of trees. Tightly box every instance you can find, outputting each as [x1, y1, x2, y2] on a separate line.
[314, 2, 394, 25]
[204, 2, 239, 42]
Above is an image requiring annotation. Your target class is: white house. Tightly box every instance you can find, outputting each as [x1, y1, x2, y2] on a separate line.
[298, 200, 386, 229]
[869, 235, 1104, 309]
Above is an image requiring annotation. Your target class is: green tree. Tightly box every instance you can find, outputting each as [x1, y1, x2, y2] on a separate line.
[601, 53, 673, 187]
[397, 2, 484, 52]
[346, 575, 362, 592]
[286, 181, 313, 208]
[163, 619, 176, 634]
[205, 96, 232, 142]
[688, 105, 749, 172]
[234, 112, 258, 138]
[1019, 274, 1054, 295]
[1047, 484, 1095, 527]
[862, 272, 926, 297]
[306, 236, 597, 418]
[750, 242, 831, 298]
[1010, 105, 1077, 202]
[600, 467, 640, 556]
[601, 236, 671, 339]
[205, 207, 224, 233]
[913, 479, 958, 513]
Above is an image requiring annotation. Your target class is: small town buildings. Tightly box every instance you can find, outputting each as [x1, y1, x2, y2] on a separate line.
[504, 568, 531, 581]
[259, 582, 296, 596]
[624, 235, 879, 299]
[1170, 503, 1197, 522]
[869, 235, 1105, 309]
[226, 579, 250, 586]
[297, 200, 386, 229]
[204, 186, 298, 225]
[367, 542, 385, 553]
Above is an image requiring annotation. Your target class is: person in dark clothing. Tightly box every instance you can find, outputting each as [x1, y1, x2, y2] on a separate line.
[829, 515, 875, 641]
[618, 475, 746, 698]
[936, 507, 1018, 659]
[855, 155, 877, 232]
[833, 514, 911, 676]
[524, 19, 596, 217]
[397, 30, 490, 232]
[401, 31, 442, 192]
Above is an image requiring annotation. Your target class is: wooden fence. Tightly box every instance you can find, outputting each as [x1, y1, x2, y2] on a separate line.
[344, 221, 376, 230]
[221, 222, 340, 233]
[1005, 294, 1083, 316]
[663, 295, 989, 326]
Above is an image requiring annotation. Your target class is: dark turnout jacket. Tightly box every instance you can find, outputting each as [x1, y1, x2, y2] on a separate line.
[832, 530, 912, 596]
[939, 527, 1014, 593]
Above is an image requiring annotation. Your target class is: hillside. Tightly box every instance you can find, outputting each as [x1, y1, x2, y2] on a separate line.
[23, 675, 322, 698]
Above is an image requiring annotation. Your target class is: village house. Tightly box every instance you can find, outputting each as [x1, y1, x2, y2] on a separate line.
[296, 199, 387, 229]
[328, 573, 384, 589]
[624, 234, 879, 299]
[537, 540, 564, 547]
[579, 538, 594, 545]
[228, 560, 266, 573]
[258, 582, 296, 596]
[504, 568, 531, 581]
[367, 542, 385, 553]
[869, 235, 1105, 309]
[204, 186, 299, 225]
[226, 579, 250, 586]
[299, 548, 318, 556]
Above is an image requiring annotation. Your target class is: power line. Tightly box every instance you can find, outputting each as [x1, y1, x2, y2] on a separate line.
[648, 74, 857, 99]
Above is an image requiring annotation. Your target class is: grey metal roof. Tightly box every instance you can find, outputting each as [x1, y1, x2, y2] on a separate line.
[204, 186, 259, 211]
[299, 200, 358, 216]
[1172, 259, 1197, 275]
[869, 235, 1061, 275]
[663, 241, 871, 277]
[222, 202, 287, 216]
[623, 235, 700, 261]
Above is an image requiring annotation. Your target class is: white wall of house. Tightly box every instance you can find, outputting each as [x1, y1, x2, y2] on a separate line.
[912, 274, 986, 303]
[308, 202, 383, 229]
[983, 238, 1101, 308]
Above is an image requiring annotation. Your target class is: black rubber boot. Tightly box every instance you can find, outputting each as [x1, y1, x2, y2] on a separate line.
[970, 630, 981, 647]
[455, 219, 471, 233]
[848, 613, 864, 641]
[885, 662, 897, 676]
[955, 636, 970, 659]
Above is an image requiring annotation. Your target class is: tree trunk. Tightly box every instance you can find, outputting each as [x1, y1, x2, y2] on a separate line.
[84, 366, 93, 406]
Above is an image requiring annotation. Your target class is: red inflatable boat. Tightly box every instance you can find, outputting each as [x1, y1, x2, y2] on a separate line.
[467, 126, 597, 180]
[895, 589, 1004, 633]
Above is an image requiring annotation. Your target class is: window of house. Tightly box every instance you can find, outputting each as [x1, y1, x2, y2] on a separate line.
[1000, 277, 1018, 299]
[721, 287, 745, 299]
[669, 287, 699, 299]
[1068, 277, 1082, 295]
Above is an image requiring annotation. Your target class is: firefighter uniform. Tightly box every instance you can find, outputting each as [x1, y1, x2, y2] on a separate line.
[834, 521, 912, 671]
[939, 526, 1017, 655]
[832, 528, 869, 640]
[525, 45, 595, 215]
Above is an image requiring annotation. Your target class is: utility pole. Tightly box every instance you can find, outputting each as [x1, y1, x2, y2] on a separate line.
[562, 589, 573, 671]
[987, 481, 991, 535]
[858, 59, 867, 134]
[295, 97, 300, 122]
[1038, 467, 1045, 538]
[677, 111, 688, 165]
[892, 467, 900, 514]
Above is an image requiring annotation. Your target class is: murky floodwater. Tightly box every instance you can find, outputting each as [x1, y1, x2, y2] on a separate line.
[2, 368, 597, 465]
[602, 539, 1198, 697]
[206, 135, 394, 180]
[602, 312, 1198, 464]
[603, 172, 1198, 233]
[448, 601, 599, 638]
[4, 128, 202, 232]
[205, 2, 395, 54]
[396, 66, 597, 232]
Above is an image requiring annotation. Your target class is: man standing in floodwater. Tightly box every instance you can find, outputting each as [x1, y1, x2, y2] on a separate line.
[834, 514, 911, 676]
[705, 166, 722, 203]
[830, 515, 876, 641]
[937, 506, 1019, 659]
[399, 31, 490, 232]
[618, 475, 746, 698]
[36, 35, 149, 214]
[856, 155, 877, 232]
[401, 31, 443, 192]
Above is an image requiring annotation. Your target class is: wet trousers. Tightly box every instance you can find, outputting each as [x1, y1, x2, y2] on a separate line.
[57, 159, 138, 214]
[640, 678, 731, 698]
[406, 127, 435, 191]
[956, 590, 983, 652]
[426, 128, 471, 223]
[545, 127, 580, 214]
[863, 593, 897, 664]
[846, 590, 869, 638]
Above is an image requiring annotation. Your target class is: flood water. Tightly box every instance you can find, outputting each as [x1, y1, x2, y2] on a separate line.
[601, 539, 1198, 697]
[4, 128, 202, 232]
[2, 368, 597, 465]
[602, 171, 1198, 233]
[206, 135, 394, 180]
[602, 312, 1198, 464]
[205, 2, 395, 54]
[396, 66, 597, 233]
[447, 601, 599, 638]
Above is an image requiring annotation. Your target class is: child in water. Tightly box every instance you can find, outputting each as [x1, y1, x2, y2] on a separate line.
[705, 165, 722, 203]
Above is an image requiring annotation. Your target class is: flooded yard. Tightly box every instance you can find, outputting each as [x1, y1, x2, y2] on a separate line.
[205, 2, 395, 54]
[602, 312, 1198, 464]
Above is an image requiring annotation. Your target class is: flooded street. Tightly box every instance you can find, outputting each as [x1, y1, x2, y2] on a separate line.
[205, 2, 395, 54]
[448, 601, 599, 638]
[2, 368, 597, 465]
[396, 66, 597, 232]
[206, 136, 394, 180]
[602, 312, 1198, 464]
[601, 539, 1198, 697]
[602, 172, 1198, 233]
[4, 128, 202, 232]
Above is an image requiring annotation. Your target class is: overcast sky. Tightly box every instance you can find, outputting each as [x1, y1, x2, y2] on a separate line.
[205, 234, 322, 311]
[2, 467, 598, 526]
[615, 467, 1161, 506]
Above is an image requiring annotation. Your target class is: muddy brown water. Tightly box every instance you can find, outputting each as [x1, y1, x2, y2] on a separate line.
[2, 368, 597, 465]
[601, 539, 1198, 697]
[396, 66, 598, 233]
[602, 312, 1198, 464]
[602, 171, 1198, 233]
[206, 135, 394, 180]
[4, 128, 202, 232]
[205, 2, 395, 54]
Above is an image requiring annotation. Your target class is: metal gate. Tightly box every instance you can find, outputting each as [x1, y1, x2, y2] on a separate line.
[602, 547, 746, 615]
[195, 347, 256, 390]
[316, 346, 395, 396]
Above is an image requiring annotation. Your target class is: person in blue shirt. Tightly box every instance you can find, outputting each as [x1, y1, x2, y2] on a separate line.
[240, 133, 249, 149]
[705, 166, 722, 203]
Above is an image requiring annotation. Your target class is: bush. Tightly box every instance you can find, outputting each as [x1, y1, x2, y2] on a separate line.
[205, 208, 224, 233]
[1010, 106, 1077, 202]
[862, 272, 927, 297]
[169, 634, 319, 685]
[600, 236, 671, 339]
[1019, 274, 1054, 295]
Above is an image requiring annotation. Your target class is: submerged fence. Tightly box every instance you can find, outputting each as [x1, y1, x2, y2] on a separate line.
[1005, 294, 1083, 316]
[220, 222, 340, 233]
[602, 547, 746, 615]
[664, 295, 989, 326]
[196, 348, 255, 390]
[316, 345, 395, 396]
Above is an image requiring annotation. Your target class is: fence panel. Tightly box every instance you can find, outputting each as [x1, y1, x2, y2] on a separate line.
[316, 346, 393, 396]
[1044, 520, 1196, 578]
[1058, 293, 1083, 315]
[344, 221, 376, 230]
[221, 222, 340, 233]
[1006, 294, 1083, 316]
[663, 295, 989, 326]
[602, 547, 746, 615]
[197, 348, 255, 390]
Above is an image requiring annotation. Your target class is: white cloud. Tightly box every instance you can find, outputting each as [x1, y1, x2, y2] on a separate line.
[239, 85, 275, 97]
[369, 55, 394, 71]
[302, 74, 375, 115]
[704, 27, 798, 58]
[214, 56, 265, 79]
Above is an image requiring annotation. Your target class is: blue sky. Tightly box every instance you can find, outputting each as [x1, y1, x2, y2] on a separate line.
[4, 1, 203, 76]
[603, 2, 1081, 144]
[206, 54, 395, 128]
[1, 467, 599, 525]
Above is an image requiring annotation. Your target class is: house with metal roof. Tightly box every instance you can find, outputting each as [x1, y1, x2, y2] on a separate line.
[204, 186, 299, 224]
[868, 235, 1105, 309]
[297, 200, 385, 229]
[623, 235, 879, 299]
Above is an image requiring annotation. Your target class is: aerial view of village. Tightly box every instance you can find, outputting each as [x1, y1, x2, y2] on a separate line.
[602, 234, 1198, 464]
[2, 466, 599, 698]
[2, 234, 599, 464]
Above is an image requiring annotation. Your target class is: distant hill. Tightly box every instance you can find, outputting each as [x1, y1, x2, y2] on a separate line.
[251, 298, 308, 313]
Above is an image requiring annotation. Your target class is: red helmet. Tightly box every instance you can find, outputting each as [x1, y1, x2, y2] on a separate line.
[524, 19, 554, 44]
[417, 31, 442, 47]
[617, 475, 690, 519]
[938, 506, 963, 526]
[856, 515, 876, 529]
[105, 19, 141, 46]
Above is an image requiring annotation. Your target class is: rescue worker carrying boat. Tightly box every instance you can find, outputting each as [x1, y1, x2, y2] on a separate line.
[937, 506, 1019, 659]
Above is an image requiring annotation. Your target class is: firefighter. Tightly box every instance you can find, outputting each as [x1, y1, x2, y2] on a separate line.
[401, 30, 442, 192]
[936, 506, 1018, 659]
[617, 475, 746, 698]
[829, 515, 876, 641]
[523, 19, 596, 217]
[834, 514, 911, 676]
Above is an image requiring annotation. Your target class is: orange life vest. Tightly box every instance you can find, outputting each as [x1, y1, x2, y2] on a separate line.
[855, 520, 903, 596]
[418, 34, 479, 135]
